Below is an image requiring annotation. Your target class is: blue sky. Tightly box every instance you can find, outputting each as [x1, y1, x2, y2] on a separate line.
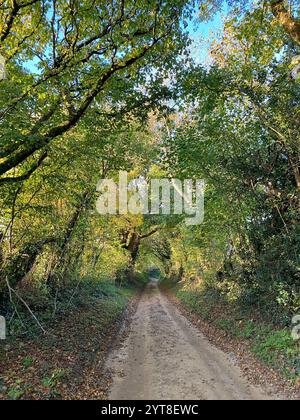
[187, 8, 226, 67]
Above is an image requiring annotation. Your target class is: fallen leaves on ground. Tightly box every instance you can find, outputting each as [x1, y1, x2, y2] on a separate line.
[0, 294, 139, 400]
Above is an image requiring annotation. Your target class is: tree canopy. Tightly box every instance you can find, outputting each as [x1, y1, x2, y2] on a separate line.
[0, 0, 300, 334]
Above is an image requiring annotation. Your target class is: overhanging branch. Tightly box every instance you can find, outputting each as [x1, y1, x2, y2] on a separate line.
[270, 0, 300, 46]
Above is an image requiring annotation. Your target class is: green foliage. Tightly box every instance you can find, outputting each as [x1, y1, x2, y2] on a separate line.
[7, 386, 25, 401]
[22, 357, 34, 368]
[253, 331, 300, 379]
[162, 3, 300, 323]
[42, 368, 69, 389]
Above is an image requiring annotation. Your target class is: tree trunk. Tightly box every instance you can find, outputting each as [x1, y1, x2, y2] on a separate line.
[0, 232, 4, 294]
[2, 237, 56, 295]
[120, 227, 159, 282]
[46, 190, 93, 286]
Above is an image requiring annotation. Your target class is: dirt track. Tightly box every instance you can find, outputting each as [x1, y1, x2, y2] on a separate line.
[106, 279, 275, 400]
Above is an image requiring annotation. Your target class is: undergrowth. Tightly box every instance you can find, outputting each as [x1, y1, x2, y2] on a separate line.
[169, 281, 300, 383]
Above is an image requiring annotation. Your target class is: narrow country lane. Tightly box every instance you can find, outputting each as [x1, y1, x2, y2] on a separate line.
[106, 279, 275, 401]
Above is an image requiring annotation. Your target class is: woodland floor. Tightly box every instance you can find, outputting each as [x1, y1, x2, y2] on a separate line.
[0, 288, 139, 400]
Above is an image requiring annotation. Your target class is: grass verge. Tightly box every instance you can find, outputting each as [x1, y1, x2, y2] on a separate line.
[169, 282, 300, 384]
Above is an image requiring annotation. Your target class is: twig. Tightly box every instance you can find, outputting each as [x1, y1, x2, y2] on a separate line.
[52, 288, 59, 319]
[275, 204, 290, 235]
[6, 277, 47, 334]
[66, 278, 81, 309]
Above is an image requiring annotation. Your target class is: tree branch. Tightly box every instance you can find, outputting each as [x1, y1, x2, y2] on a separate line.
[0, 38, 160, 177]
[0, 151, 48, 185]
[270, 0, 300, 46]
[140, 228, 160, 240]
